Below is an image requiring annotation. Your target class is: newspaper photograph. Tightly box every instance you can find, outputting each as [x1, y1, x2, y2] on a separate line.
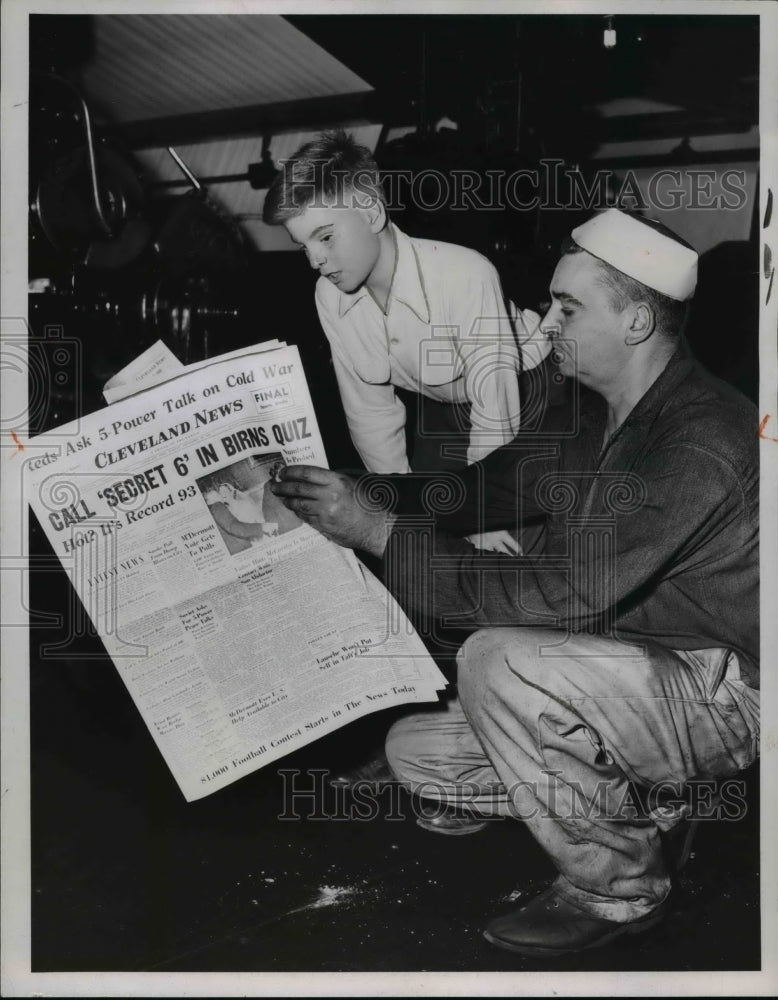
[24, 345, 446, 801]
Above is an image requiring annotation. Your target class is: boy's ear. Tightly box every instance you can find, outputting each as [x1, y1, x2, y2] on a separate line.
[365, 197, 387, 234]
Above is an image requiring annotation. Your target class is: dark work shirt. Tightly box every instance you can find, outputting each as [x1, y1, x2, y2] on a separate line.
[381, 348, 759, 684]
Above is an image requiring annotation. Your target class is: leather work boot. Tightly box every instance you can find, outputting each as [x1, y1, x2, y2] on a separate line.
[483, 885, 670, 956]
[661, 818, 700, 872]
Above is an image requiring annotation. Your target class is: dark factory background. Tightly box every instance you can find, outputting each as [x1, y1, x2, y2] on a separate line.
[27, 12, 761, 975]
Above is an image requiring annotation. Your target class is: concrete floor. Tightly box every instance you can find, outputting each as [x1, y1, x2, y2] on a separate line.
[31, 662, 760, 974]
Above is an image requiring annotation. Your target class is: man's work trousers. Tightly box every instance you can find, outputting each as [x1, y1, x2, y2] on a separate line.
[385, 628, 759, 923]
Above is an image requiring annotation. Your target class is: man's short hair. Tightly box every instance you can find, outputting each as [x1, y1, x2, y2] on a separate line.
[561, 216, 694, 337]
[263, 129, 385, 225]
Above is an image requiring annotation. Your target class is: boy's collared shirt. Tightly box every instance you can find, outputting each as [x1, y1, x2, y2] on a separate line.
[315, 223, 544, 473]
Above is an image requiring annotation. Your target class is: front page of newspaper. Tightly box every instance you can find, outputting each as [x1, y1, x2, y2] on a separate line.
[25, 345, 447, 801]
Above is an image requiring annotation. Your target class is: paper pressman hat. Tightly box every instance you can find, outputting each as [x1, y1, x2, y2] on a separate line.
[571, 209, 698, 301]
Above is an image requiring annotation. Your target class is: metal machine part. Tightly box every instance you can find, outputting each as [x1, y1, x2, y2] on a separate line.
[29, 74, 249, 401]
[139, 272, 241, 363]
[33, 146, 152, 269]
[30, 73, 152, 269]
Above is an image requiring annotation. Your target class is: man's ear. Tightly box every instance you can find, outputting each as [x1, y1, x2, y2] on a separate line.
[624, 302, 656, 345]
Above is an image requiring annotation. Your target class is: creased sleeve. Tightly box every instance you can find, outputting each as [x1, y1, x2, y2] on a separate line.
[315, 286, 411, 474]
[384, 441, 752, 633]
[452, 260, 525, 464]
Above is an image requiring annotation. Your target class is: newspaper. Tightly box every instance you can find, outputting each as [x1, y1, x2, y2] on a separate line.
[102, 340, 183, 403]
[25, 344, 447, 801]
[102, 338, 284, 403]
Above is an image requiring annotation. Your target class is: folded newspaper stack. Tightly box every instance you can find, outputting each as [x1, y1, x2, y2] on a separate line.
[26, 340, 447, 801]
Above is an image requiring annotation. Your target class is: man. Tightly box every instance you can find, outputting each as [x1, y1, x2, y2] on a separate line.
[270, 209, 760, 955]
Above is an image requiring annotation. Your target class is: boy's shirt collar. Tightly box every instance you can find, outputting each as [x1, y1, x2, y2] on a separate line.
[337, 224, 430, 323]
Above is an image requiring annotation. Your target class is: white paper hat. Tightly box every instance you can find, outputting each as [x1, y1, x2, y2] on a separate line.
[571, 209, 698, 301]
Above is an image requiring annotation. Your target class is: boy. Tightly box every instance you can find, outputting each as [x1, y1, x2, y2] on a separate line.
[262, 130, 547, 552]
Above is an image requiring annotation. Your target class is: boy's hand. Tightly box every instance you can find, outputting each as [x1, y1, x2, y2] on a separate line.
[270, 466, 394, 557]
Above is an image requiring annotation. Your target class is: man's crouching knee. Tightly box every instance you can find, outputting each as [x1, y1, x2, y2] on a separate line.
[457, 627, 541, 700]
[384, 710, 454, 789]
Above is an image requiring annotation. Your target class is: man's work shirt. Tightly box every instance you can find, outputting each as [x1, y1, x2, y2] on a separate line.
[383, 349, 760, 683]
[315, 223, 546, 473]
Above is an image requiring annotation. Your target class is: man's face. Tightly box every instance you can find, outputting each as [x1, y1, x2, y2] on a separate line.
[283, 197, 381, 293]
[540, 251, 630, 386]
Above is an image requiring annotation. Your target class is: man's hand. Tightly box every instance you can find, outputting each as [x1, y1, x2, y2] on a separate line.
[269, 465, 394, 557]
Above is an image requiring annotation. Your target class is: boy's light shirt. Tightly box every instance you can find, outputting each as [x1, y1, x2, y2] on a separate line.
[315, 223, 546, 474]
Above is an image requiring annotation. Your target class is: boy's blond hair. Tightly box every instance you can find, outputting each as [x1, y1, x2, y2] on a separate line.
[262, 129, 385, 224]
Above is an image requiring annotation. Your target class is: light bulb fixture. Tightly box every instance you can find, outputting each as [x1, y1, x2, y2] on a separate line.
[603, 17, 617, 49]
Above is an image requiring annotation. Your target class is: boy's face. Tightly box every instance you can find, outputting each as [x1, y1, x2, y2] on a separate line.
[283, 197, 382, 293]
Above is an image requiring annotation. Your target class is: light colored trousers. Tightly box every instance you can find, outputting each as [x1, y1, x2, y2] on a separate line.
[385, 628, 759, 922]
